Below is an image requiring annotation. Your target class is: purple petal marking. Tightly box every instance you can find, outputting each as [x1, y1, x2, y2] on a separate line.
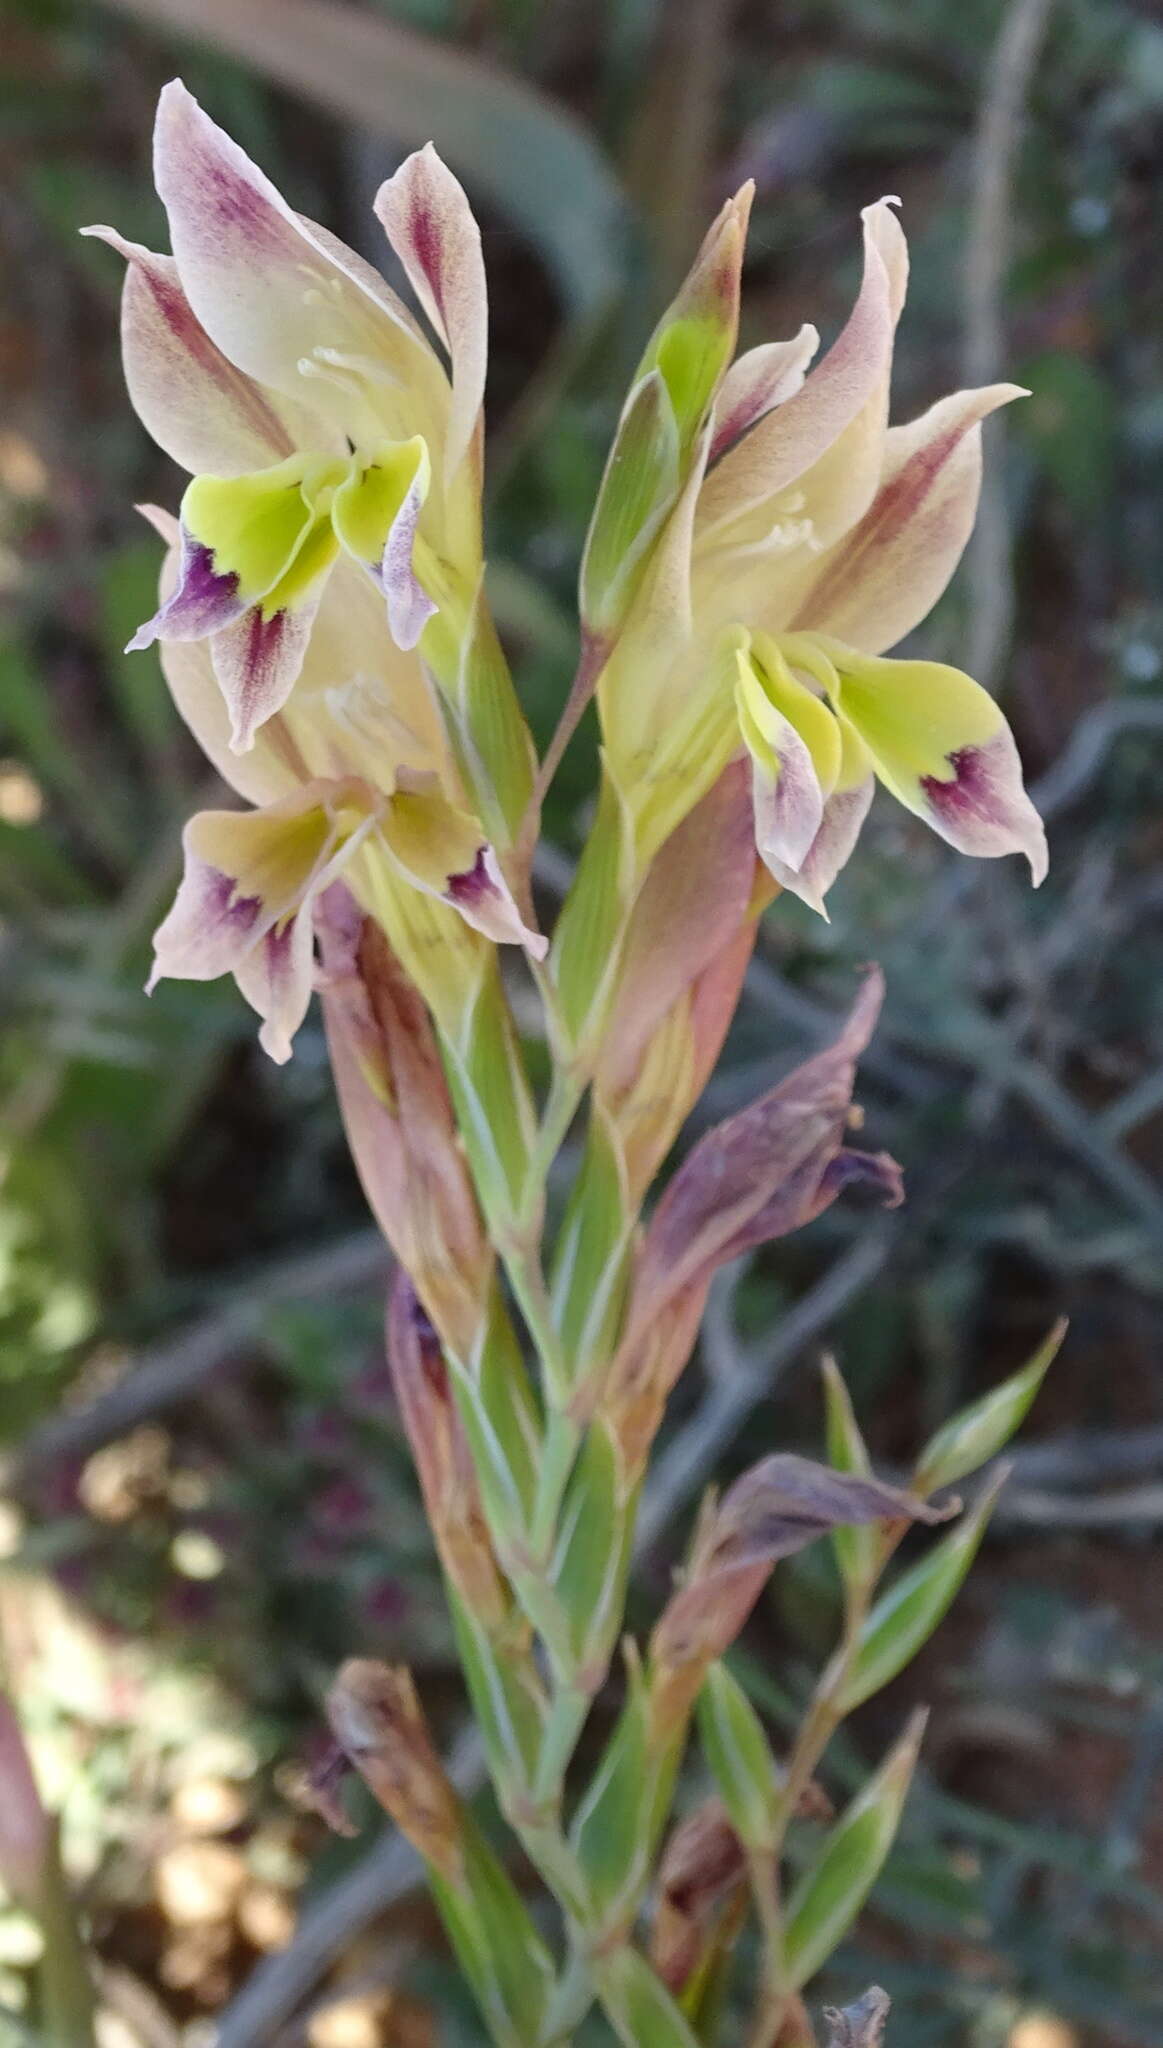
[128, 527, 244, 651]
[445, 846, 490, 912]
[815, 1146, 905, 1210]
[765, 774, 875, 918]
[211, 599, 318, 752]
[148, 857, 263, 993]
[227, 900, 321, 1065]
[446, 846, 548, 958]
[920, 733, 1048, 883]
[380, 470, 437, 651]
[749, 715, 825, 877]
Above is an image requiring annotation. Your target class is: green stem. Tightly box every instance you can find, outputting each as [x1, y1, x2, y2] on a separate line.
[500, 1229, 574, 1408]
[744, 1844, 787, 2048]
[754, 1528, 901, 2045]
[34, 1828, 96, 2048]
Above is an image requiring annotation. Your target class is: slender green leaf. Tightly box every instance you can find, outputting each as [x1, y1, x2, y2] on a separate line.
[783, 1710, 927, 1990]
[553, 1420, 633, 1672]
[593, 1945, 702, 2048]
[837, 1471, 1008, 1713]
[821, 1355, 880, 1595]
[698, 1661, 782, 1851]
[913, 1321, 1064, 1496]
[430, 1818, 555, 2048]
[580, 370, 680, 636]
[551, 771, 633, 1045]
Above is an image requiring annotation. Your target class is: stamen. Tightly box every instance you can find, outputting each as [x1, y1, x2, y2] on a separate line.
[314, 347, 401, 392]
[322, 673, 433, 781]
[298, 353, 367, 401]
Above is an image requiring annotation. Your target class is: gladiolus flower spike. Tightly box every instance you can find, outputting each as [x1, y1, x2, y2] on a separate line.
[99, 90, 1055, 2048]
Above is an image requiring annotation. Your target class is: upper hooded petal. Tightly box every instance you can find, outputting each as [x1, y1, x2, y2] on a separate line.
[708, 325, 820, 466]
[786, 383, 1027, 653]
[696, 199, 907, 541]
[152, 82, 441, 441]
[375, 145, 487, 482]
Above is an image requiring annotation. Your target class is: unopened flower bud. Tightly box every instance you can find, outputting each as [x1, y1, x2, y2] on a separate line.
[317, 888, 491, 1356]
[326, 1660, 464, 1884]
[650, 1798, 746, 1996]
[386, 1270, 508, 1629]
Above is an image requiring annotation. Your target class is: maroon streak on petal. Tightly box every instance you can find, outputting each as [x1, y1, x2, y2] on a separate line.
[82, 229, 297, 475]
[232, 899, 320, 1064]
[709, 327, 819, 466]
[408, 201, 444, 322]
[379, 469, 437, 650]
[128, 531, 244, 651]
[698, 201, 904, 531]
[147, 860, 263, 994]
[374, 145, 487, 478]
[152, 84, 420, 405]
[791, 416, 966, 631]
[211, 597, 319, 752]
[445, 846, 490, 912]
[786, 383, 1023, 655]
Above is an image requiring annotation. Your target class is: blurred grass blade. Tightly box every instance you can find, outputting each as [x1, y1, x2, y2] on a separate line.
[99, 0, 630, 321]
[913, 1320, 1065, 1496]
[783, 1709, 927, 1992]
[837, 1470, 1008, 1713]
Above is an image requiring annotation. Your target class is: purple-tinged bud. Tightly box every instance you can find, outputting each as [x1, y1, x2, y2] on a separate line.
[386, 1269, 508, 1629]
[316, 886, 490, 1356]
[650, 1798, 746, 1996]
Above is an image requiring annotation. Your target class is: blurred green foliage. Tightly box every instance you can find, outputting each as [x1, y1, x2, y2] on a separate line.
[1, 0, 1162, 2039]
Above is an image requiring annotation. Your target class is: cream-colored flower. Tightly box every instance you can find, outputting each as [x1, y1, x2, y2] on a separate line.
[595, 199, 1046, 909]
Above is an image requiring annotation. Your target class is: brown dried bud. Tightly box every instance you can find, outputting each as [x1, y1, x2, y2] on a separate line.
[602, 971, 902, 1479]
[650, 1798, 746, 1995]
[651, 1455, 954, 1732]
[326, 1661, 464, 1884]
[316, 889, 490, 1355]
[301, 1744, 359, 1837]
[386, 1270, 508, 1628]
[824, 1987, 891, 2048]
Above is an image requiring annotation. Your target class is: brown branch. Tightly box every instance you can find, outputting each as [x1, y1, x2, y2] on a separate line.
[963, 0, 1055, 690]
